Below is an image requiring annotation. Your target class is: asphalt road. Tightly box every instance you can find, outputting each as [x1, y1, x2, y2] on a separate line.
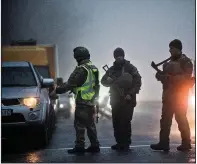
[1, 102, 196, 163]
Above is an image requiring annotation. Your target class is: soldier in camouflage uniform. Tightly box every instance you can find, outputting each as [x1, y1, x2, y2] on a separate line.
[101, 48, 142, 151]
[51, 47, 100, 154]
[150, 39, 193, 151]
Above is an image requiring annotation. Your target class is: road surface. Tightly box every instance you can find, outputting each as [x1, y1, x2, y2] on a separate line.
[1, 101, 196, 163]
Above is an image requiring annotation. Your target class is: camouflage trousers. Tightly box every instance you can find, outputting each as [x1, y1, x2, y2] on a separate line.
[111, 102, 134, 145]
[74, 105, 99, 148]
[159, 99, 191, 145]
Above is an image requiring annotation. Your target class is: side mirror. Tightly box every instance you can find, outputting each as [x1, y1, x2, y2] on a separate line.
[42, 78, 54, 88]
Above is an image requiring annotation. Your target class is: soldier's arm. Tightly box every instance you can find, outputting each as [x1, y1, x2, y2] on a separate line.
[101, 68, 114, 87]
[56, 67, 87, 94]
[155, 62, 169, 83]
[128, 64, 142, 95]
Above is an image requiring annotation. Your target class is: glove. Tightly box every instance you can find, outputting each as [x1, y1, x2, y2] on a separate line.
[155, 72, 162, 81]
[49, 84, 57, 97]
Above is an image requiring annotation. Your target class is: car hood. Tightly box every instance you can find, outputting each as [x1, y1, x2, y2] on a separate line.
[2, 87, 40, 99]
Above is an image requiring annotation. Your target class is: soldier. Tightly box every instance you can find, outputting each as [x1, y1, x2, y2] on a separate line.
[50, 47, 100, 154]
[101, 47, 142, 151]
[150, 39, 193, 151]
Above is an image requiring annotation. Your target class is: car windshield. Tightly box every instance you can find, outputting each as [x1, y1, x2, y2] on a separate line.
[2, 66, 37, 87]
[35, 66, 51, 78]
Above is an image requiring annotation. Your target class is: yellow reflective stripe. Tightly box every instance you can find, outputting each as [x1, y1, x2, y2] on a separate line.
[81, 65, 95, 87]
[81, 66, 95, 94]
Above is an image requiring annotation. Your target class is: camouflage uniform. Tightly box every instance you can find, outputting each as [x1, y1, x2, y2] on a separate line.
[101, 59, 142, 149]
[151, 53, 193, 151]
[56, 58, 100, 153]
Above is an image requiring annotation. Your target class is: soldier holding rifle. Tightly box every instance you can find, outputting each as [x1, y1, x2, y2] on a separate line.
[101, 47, 142, 151]
[150, 39, 195, 151]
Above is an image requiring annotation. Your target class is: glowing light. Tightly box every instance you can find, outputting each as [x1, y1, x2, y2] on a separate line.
[107, 98, 111, 109]
[191, 128, 195, 138]
[23, 97, 38, 108]
[98, 97, 103, 104]
[26, 153, 40, 163]
[189, 95, 195, 106]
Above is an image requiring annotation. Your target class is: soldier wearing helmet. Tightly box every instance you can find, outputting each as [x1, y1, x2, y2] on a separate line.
[50, 46, 100, 154]
[150, 39, 193, 151]
[101, 47, 142, 151]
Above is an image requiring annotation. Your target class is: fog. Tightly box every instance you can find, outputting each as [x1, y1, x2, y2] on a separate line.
[2, 0, 195, 101]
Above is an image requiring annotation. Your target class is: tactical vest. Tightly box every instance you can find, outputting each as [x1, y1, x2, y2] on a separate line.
[163, 54, 192, 75]
[74, 62, 98, 101]
[162, 55, 193, 102]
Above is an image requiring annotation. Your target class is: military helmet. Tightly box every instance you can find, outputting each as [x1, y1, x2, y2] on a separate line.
[73, 46, 90, 60]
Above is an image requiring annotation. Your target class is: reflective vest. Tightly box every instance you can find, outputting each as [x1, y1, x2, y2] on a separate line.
[74, 62, 98, 101]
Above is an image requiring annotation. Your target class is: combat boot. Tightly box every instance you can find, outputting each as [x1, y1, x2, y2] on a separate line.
[150, 142, 170, 151]
[177, 144, 192, 151]
[67, 147, 85, 154]
[118, 144, 130, 152]
[111, 144, 120, 150]
[86, 146, 100, 153]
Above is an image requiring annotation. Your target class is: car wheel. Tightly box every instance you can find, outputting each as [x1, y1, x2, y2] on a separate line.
[52, 109, 56, 130]
[48, 106, 56, 136]
[38, 124, 50, 148]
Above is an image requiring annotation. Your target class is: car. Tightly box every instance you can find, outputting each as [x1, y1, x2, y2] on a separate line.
[58, 93, 72, 118]
[2, 61, 56, 147]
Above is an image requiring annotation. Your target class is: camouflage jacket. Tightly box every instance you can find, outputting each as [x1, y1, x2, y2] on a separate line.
[101, 60, 142, 105]
[56, 59, 99, 106]
[156, 54, 193, 103]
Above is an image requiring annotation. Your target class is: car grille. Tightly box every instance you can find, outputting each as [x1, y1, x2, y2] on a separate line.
[2, 99, 20, 106]
[2, 114, 25, 123]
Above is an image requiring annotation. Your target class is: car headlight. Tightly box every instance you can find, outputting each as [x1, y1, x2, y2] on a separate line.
[59, 104, 64, 108]
[23, 97, 39, 108]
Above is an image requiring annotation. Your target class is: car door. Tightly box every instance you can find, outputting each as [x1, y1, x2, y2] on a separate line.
[33, 66, 51, 120]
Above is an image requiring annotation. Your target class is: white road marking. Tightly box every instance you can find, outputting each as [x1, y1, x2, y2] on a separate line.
[44, 143, 195, 151]
[97, 139, 158, 142]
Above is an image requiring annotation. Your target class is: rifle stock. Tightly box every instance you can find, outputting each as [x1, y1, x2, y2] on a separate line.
[103, 65, 109, 72]
[151, 61, 163, 74]
[151, 57, 171, 73]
